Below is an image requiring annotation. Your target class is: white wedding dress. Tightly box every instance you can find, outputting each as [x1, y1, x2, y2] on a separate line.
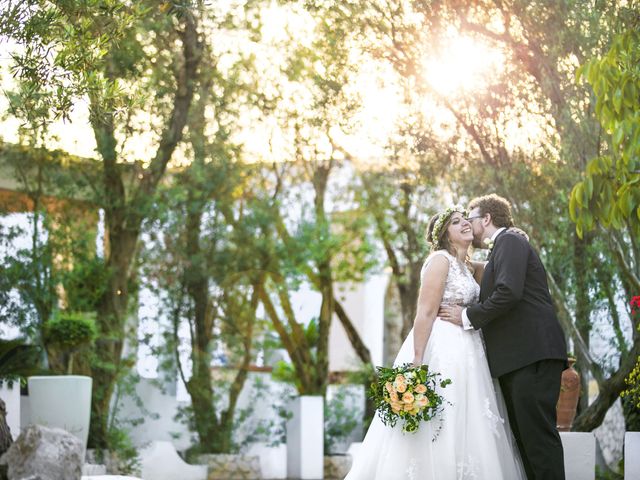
[345, 250, 526, 480]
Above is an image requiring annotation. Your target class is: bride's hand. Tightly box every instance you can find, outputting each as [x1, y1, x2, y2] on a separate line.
[439, 304, 463, 326]
[411, 357, 422, 367]
[507, 226, 529, 241]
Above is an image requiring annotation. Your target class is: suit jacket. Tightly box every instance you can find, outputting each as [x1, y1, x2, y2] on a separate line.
[467, 230, 567, 377]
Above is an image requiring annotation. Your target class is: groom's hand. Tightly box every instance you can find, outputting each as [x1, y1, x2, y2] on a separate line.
[438, 304, 463, 326]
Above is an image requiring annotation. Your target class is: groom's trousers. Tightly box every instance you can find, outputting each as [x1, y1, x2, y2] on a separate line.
[498, 359, 566, 480]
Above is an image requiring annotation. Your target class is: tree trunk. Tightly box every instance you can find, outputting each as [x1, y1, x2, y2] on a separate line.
[316, 259, 334, 395]
[397, 262, 422, 340]
[90, 225, 138, 448]
[184, 189, 219, 450]
[573, 234, 591, 414]
[573, 339, 640, 431]
[86, 10, 202, 449]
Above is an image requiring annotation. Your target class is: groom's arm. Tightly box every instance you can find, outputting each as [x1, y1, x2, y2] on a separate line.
[467, 234, 529, 330]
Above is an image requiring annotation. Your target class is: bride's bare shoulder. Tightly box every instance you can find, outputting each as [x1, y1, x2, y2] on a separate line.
[422, 252, 450, 279]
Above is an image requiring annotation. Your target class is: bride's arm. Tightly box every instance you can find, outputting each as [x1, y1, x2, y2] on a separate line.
[470, 260, 485, 284]
[412, 255, 448, 366]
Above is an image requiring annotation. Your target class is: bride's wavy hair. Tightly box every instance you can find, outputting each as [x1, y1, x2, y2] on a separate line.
[426, 209, 472, 266]
[427, 209, 456, 252]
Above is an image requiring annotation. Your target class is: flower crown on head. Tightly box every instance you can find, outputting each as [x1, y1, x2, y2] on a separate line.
[428, 205, 468, 244]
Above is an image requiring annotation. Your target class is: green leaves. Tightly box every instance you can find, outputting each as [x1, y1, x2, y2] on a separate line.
[571, 29, 640, 238]
[0, 338, 43, 386]
[1, 0, 145, 128]
[44, 312, 98, 351]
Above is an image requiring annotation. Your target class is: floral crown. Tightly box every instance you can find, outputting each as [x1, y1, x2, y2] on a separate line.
[428, 205, 468, 244]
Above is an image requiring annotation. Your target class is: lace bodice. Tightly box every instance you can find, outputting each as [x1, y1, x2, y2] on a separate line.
[422, 250, 479, 307]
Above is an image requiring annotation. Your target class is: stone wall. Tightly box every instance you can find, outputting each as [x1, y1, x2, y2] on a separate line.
[592, 398, 624, 467]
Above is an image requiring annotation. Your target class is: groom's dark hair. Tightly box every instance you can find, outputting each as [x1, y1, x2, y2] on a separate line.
[469, 194, 514, 228]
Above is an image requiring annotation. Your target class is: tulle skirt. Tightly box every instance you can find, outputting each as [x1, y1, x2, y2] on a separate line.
[344, 320, 526, 480]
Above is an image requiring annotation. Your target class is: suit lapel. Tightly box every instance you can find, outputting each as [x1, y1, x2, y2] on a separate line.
[486, 229, 508, 261]
[480, 229, 508, 300]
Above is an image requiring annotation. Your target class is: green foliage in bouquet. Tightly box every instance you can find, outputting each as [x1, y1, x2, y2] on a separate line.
[369, 363, 451, 434]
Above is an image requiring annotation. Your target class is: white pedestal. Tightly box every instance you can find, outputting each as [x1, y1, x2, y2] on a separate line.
[625, 432, 640, 480]
[286, 395, 324, 479]
[0, 382, 20, 439]
[560, 432, 595, 480]
[246, 442, 287, 479]
[28, 375, 92, 451]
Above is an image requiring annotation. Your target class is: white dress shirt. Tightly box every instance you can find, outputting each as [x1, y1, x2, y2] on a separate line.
[462, 227, 506, 330]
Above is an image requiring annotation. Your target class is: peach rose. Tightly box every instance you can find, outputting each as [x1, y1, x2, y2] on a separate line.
[391, 401, 403, 413]
[403, 402, 414, 412]
[390, 391, 399, 402]
[402, 392, 414, 404]
[414, 384, 427, 394]
[415, 394, 429, 408]
[395, 374, 406, 384]
[395, 382, 407, 393]
[385, 381, 394, 394]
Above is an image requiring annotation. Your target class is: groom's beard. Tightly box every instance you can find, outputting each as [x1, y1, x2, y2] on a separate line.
[472, 236, 484, 249]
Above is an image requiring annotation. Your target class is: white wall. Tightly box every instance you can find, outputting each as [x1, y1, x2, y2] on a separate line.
[113, 378, 193, 452]
[114, 373, 296, 453]
[329, 273, 389, 371]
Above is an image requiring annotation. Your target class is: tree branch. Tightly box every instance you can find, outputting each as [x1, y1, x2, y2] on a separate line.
[547, 271, 605, 386]
[609, 231, 640, 292]
[139, 10, 202, 196]
[572, 338, 640, 431]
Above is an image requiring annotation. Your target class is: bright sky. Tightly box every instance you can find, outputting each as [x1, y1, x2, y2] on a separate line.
[0, 3, 549, 169]
[423, 33, 506, 96]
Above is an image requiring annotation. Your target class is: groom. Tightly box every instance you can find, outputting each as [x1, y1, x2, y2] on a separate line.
[440, 194, 567, 480]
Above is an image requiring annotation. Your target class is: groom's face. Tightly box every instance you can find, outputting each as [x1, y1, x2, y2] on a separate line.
[467, 207, 486, 248]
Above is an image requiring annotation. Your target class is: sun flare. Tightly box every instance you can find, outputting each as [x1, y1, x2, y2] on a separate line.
[423, 35, 505, 97]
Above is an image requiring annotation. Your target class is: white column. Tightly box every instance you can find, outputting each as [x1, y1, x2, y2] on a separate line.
[625, 432, 640, 480]
[286, 395, 324, 479]
[560, 432, 595, 480]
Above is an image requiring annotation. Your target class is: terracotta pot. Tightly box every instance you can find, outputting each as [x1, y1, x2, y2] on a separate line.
[556, 358, 580, 431]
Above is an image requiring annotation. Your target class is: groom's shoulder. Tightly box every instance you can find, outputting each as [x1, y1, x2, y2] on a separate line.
[497, 230, 531, 251]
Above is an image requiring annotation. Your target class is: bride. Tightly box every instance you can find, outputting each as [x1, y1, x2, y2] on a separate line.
[344, 206, 525, 480]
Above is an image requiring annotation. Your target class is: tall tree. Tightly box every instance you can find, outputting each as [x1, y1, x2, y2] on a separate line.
[247, 3, 376, 393]
[1, 0, 204, 448]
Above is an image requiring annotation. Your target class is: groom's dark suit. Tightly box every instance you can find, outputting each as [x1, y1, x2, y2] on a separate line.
[466, 230, 567, 480]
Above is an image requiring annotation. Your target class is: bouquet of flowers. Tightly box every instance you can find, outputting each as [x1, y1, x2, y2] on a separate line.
[369, 363, 452, 433]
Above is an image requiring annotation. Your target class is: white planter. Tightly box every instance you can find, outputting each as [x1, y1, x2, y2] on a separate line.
[559, 432, 595, 480]
[28, 375, 92, 451]
[625, 432, 640, 480]
[0, 382, 21, 439]
[286, 395, 324, 479]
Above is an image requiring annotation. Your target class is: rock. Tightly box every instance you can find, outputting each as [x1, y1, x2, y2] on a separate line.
[324, 455, 352, 479]
[196, 453, 261, 480]
[82, 464, 107, 475]
[81, 476, 141, 480]
[85, 448, 139, 476]
[0, 424, 83, 480]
